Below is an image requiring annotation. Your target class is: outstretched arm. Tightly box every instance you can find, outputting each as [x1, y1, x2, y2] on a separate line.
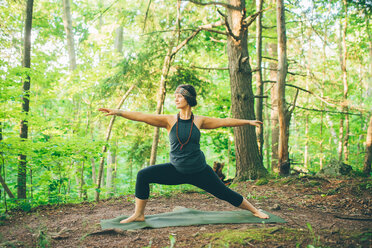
[98, 108, 171, 129]
[199, 116, 263, 129]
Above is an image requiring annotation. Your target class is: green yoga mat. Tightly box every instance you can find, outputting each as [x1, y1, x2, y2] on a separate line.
[100, 207, 286, 231]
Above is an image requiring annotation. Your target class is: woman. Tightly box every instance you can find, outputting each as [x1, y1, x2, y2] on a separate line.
[99, 84, 269, 223]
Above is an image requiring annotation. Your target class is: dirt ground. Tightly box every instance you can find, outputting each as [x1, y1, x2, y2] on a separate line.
[0, 177, 371, 248]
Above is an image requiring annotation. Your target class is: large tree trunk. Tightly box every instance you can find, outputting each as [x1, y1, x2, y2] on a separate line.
[227, 0, 267, 180]
[18, 0, 34, 199]
[62, 0, 77, 71]
[255, 0, 264, 157]
[276, 0, 290, 176]
[363, 115, 372, 176]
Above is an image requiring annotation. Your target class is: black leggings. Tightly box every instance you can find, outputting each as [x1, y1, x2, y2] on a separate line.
[135, 163, 244, 207]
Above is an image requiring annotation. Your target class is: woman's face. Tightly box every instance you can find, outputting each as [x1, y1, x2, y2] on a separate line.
[174, 93, 189, 109]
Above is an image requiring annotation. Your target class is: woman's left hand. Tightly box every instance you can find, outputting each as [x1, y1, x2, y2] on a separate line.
[250, 120, 263, 128]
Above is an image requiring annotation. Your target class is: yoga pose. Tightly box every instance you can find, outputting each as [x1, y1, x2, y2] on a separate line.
[99, 84, 269, 223]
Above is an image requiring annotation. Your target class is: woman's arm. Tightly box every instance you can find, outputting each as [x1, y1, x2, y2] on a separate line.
[98, 108, 171, 129]
[199, 116, 263, 129]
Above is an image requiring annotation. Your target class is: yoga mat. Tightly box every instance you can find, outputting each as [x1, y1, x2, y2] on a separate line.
[100, 207, 286, 231]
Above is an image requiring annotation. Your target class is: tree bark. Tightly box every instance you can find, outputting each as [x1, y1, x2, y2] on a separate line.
[18, 0, 34, 199]
[227, 0, 267, 180]
[91, 158, 97, 186]
[276, 0, 290, 176]
[363, 115, 372, 176]
[106, 149, 115, 197]
[114, 26, 123, 53]
[1, 122, 15, 199]
[268, 43, 279, 172]
[255, 0, 264, 158]
[62, 0, 77, 71]
[95, 84, 135, 201]
[304, 34, 312, 169]
[337, 1, 349, 162]
[341, 0, 349, 162]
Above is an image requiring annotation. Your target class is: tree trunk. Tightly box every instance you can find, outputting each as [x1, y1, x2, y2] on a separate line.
[114, 26, 123, 53]
[95, 84, 135, 201]
[148, 3, 224, 166]
[255, 0, 264, 157]
[320, 34, 327, 170]
[227, 0, 267, 180]
[363, 115, 372, 176]
[91, 158, 96, 185]
[264, 79, 271, 171]
[0, 174, 15, 199]
[276, 0, 290, 176]
[1, 122, 15, 199]
[149, 46, 174, 166]
[18, 0, 34, 199]
[106, 149, 115, 197]
[304, 36, 312, 169]
[341, 0, 349, 162]
[149, 1, 181, 166]
[268, 43, 279, 172]
[80, 161, 87, 200]
[337, 2, 349, 162]
[62, 0, 77, 71]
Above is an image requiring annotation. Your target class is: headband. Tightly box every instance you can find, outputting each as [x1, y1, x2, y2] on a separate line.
[175, 87, 194, 99]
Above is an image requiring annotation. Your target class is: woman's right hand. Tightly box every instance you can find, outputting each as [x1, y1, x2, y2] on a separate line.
[98, 108, 120, 116]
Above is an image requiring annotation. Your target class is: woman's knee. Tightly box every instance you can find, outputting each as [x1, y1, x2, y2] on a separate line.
[136, 167, 151, 182]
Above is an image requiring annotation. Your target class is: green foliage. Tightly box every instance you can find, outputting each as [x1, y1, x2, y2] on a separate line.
[0, 0, 370, 212]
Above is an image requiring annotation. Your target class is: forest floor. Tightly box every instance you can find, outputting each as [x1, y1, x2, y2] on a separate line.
[0, 176, 371, 248]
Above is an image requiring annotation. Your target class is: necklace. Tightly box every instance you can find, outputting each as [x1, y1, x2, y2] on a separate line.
[176, 112, 194, 150]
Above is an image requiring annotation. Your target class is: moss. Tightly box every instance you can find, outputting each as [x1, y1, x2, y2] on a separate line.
[203, 227, 309, 247]
[255, 178, 269, 186]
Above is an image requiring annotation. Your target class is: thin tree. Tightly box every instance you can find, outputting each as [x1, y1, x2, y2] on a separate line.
[149, 1, 224, 165]
[338, 0, 349, 162]
[276, 0, 290, 176]
[363, 115, 372, 176]
[255, 0, 264, 157]
[62, 0, 77, 71]
[149, 0, 181, 166]
[0, 122, 15, 199]
[18, 0, 34, 199]
[268, 43, 279, 172]
[95, 84, 135, 201]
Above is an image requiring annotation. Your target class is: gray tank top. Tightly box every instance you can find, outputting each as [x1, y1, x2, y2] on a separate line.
[169, 114, 207, 174]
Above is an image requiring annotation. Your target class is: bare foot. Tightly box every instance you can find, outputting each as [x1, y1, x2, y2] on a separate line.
[119, 213, 145, 224]
[253, 210, 269, 219]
